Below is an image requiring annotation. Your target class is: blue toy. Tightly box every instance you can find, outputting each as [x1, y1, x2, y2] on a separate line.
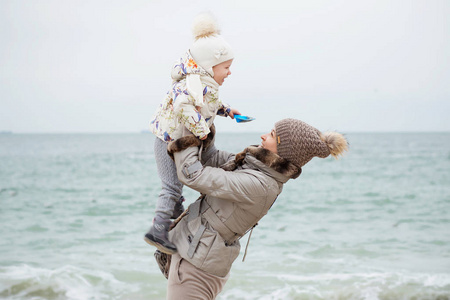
[234, 115, 255, 123]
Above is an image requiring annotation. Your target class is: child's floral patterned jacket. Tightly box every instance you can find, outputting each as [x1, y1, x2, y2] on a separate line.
[150, 51, 231, 142]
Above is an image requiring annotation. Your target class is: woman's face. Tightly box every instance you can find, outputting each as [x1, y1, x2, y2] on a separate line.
[260, 129, 278, 153]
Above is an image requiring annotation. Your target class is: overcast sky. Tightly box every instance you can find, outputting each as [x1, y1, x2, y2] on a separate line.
[1, 0, 449, 133]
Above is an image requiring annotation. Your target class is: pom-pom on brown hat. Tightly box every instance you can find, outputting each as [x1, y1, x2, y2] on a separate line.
[275, 118, 348, 169]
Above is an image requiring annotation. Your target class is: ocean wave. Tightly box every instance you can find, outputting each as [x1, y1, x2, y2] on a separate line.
[0, 264, 134, 300]
[219, 271, 450, 300]
[277, 272, 450, 300]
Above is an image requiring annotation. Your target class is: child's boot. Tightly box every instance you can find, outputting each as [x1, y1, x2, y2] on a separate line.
[144, 216, 177, 254]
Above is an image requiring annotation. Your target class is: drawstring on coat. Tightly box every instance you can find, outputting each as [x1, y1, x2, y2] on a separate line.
[241, 223, 257, 262]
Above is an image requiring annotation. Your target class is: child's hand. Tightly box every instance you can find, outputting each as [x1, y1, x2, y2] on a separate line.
[228, 108, 241, 119]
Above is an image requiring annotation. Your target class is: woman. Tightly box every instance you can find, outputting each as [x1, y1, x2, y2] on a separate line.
[164, 118, 348, 299]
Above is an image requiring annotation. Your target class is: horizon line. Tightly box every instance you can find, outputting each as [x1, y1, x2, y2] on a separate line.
[1, 130, 450, 135]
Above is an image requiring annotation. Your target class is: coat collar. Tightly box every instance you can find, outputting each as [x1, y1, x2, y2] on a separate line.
[221, 146, 301, 180]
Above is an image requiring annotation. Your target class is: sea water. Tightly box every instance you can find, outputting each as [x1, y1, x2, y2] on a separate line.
[0, 132, 449, 300]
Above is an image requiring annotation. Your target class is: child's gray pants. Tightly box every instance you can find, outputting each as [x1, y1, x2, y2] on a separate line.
[154, 137, 183, 219]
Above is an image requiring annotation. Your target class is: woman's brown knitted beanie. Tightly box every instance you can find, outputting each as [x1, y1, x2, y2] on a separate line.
[275, 118, 331, 168]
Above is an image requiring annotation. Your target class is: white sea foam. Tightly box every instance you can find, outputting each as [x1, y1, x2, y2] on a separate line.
[277, 270, 450, 286]
[0, 264, 134, 300]
[218, 269, 450, 300]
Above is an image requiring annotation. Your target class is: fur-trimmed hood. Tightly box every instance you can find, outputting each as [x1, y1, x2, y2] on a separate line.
[168, 132, 301, 180]
[221, 146, 302, 180]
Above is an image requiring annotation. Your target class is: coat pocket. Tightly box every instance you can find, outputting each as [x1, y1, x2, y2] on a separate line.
[201, 231, 240, 277]
[169, 216, 241, 277]
[185, 217, 215, 267]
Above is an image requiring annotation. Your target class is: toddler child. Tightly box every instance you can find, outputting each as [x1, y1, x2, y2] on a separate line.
[144, 13, 239, 254]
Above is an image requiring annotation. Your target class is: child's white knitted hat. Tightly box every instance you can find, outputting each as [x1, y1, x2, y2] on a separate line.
[189, 13, 234, 76]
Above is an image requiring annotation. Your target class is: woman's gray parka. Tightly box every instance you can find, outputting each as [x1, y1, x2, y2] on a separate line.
[168, 136, 301, 277]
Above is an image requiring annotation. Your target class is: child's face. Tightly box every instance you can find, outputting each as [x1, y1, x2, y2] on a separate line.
[212, 59, 233, 86]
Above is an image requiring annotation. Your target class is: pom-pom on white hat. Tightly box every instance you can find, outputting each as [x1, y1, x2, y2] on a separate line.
[189, 13, 234, 76]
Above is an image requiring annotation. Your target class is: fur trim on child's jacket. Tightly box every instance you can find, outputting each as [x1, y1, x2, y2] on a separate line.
[167, 124, 216, 159]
